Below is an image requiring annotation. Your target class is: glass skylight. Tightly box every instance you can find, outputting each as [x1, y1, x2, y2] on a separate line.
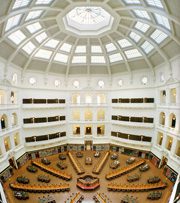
[133, 10, 151, 20]
[123, 0, 140, 4]
[91, 46, 102, 53]
[5, 14, 22, 32]
[75, 46, 86, 53]
[129, 32, 141, 43]
[54, 53, 68, 63]
[105, 43, 117, 52]
[134, 22, 150, 33]
[109, 53, 123, 63]
[25, 10, 43, 21]
[22, 41, 36, 54]
[141, 41, 154, 54]
[145, 0, 163, 8]
[154, 13, 171, 30]
[72, 56, 86, 64]
[35, 32, 47, 43]
[150, 29, 168, 44]
[44, 39, 59, 48]
[91, 56, 105, 63]
[60, 43, 72, 52]
[118, 39, 132, 48]
[26, 22, 42, 33]
[35, 0, 54, 5]
[125, 49, 142, 59]
[12, 0, 31, 10]
[67, 7, 107, 25]
[34, 49, 52, 59]
[8, 30, 26, 45]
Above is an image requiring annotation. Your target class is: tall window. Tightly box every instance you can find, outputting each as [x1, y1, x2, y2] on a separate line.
[169, 113, 176, 128]
[85, 95, 92, 104]
[159, 112, 165, 126]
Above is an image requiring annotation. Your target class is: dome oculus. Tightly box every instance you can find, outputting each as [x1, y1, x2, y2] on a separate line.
[63, 6, 114, 36]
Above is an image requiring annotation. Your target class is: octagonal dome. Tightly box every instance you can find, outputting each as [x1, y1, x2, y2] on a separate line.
[0, 0, 179, 77]
[63, 6, 114, 36]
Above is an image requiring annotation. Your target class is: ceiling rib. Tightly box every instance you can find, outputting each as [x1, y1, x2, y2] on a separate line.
[98, 38, 111, 76]
[22, 31, 61, 74]
[107, 34, 132, 74]
[45, 35, 69, 74]
[65, 38, 79, 78]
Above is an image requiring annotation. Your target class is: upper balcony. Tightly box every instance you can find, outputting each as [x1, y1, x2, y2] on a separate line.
[112, 115, 154, 128]
[22, 98, 66, 109]
[23, 116, 66, 128]
[111, 97, 155, 109]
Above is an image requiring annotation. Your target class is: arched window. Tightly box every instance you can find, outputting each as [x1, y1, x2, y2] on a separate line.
[169, 113, 176, 128]
[72, 94, 80, 104]
[1, 114, 8, 129]
[84, 109, 93, 121]
[157, 132, 163, 146]
[97, 109, 105, 121]
[4, 136, 11, 152]
[97, 124, 105, 135]
[166, 136, 173, 151]
[85, 95, 92, 104]
[72, 110, 80, 121]
[97, 94, 106, 104]
[170, 88, 176, 104]
[14, 133, 20, 146]
[159, 112, 165, 126]
[73, 125, 80, 135]
[160, 90, 166, 104]
[12, 113, 18, 126]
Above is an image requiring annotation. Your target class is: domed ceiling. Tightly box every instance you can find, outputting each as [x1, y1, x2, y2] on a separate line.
[0, 0, 180, 76]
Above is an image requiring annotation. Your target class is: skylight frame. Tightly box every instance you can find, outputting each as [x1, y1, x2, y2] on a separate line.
[105, 43, 117, 52]
[25, 10, 43, 21]
[145, 0, 164, 9]
[72, 56, 86, 64]
[125, 49, 142, 59]
[12, 0, 32, 10]
[54, 53, 68, 63]
[122, 0, 141, 4]
[8, 30, 26, 45]
[129, 32, 141, 43]
[109, 53, 123, 63]
[22, 41, 36, 55]
[91, 46, 103, 53]
[141, 41, 154, 54]
[5, 14, 22, 32]
[118, 39, 132, 48]
[26, 22, 42, 33]
[35, 32, 48, 43]
[34, 49, 52, 59]
[75, 46, 86, 53]
[150, 29, 168, 44]
[35, 0, 54, 5]
[134, 21, 150, 33]
[154, 13, 171, 30]
[44, 39, 59, 48]
[133, 10, 151, 20]
[91, 56, 106, 64]
[60, 43, 72, 53]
